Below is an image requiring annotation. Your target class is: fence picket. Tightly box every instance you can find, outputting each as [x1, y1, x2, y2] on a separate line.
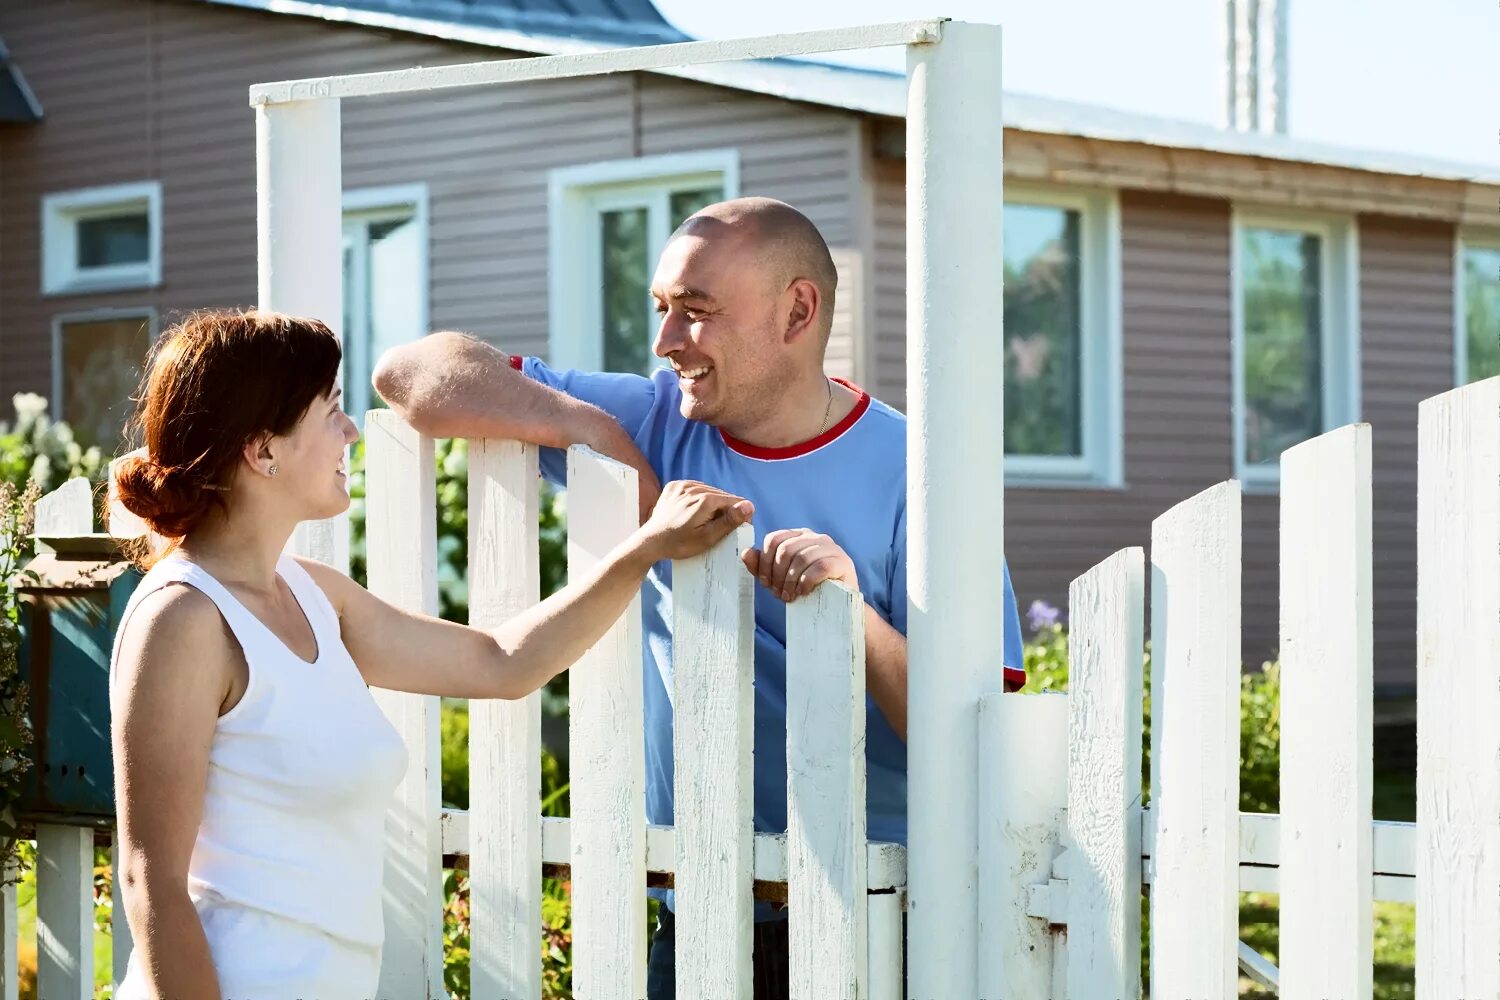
[364, 410, 445, 998]
[673, 525, 755, 999]
[1416, 377, 1500, 994]
[467, 439, 542, 999]
[35, 824, 92, 1000]
[0, 857, 14, 1000]
[786, 580, 867, 999]
[1279, 424, 1373, 996]
[566, 446, 646, 998]
[1065, 547, 1144, 997]
[1148, 480, 1240, 996]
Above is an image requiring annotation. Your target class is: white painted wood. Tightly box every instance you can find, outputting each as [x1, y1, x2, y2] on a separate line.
[1278, 424, 1373, 998]
[566, 446, 646, 1000]
[0, 856, 18, 1000]
[250, 21, 945, 104]
[35, 824, 92, 1000]
[1416, 376, 1500, 995]
[256, 98, 349, 574]
[672, 525, 755, 999]
[33, 478, 91, 536]
[786, 580, 867, 1000]
[1064, 547, 1144, 998]
[977, 693, 1067, 999]
[111, 838, 133, 990]
[363, 410, 445, 998]
[867, 890, 903, 1000]
[1148, 480, 1241, 997]
[903, 22, 1005, 999]
[466, 439, 542, 1000]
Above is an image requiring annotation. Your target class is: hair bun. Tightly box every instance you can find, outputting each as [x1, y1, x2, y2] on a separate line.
[112, 454, 215, 539]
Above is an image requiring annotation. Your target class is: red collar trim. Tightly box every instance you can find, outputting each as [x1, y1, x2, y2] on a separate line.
[720, 379, 872, 460]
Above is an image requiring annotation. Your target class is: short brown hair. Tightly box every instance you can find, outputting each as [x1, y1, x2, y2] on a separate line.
[112, 309, 341, 543]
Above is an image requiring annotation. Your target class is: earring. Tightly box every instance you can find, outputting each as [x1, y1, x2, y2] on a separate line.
[269, 464, 279, 477]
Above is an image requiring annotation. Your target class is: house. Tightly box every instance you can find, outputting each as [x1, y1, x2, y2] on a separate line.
[1, 0, 1496, 695]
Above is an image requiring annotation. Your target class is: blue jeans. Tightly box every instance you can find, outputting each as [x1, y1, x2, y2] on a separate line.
[646, 909, 790, 1000]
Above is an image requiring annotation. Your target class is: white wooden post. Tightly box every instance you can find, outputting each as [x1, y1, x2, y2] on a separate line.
[977, 693, 1067, 998]
[33, 478, 92, 536]
[467, 439, 542, 999]
[1416, 377, 1500, 994]
[903, 21, 1005, 998]
[1279, 424, 1373, 996]
[786, 580, 867, 999]
[1, 856, 18, 1000]
[364, 411, 445, 998]
[255, 97, 348, 573]
[1065, 547, 1144, 996]
[1148, 481, 1241, 996]
[673, 525, 755, 999]
[35, 824, 93, 1000]
[111, 838, 133, 990]
[867, 889, 904, 1000]
[567, 446, 646, 999]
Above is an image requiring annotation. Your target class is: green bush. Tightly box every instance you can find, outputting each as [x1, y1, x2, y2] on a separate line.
[0, 393, 106, 498]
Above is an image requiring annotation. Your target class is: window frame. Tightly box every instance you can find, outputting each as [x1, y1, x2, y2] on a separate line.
[50, 307, 159, 433]
[1001, 183, 1124, 489]
[1455, 227, 1500, 387]
[547, 150, 741, 372]
[1230, 207, 1361, 491]
[41, 182, 163, 296]
[342, 183, 430, 422]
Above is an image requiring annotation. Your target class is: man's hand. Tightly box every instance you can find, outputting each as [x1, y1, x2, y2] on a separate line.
[580, 411, 662, 524]
[741, 528, 858, 602]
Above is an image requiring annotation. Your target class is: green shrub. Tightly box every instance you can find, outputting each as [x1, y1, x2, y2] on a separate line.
[0, 393, 106, 497]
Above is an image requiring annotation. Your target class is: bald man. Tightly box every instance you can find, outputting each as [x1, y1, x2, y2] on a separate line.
[374, 197, 1023, 998]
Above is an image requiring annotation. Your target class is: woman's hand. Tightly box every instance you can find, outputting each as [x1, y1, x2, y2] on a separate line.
[635, 480, 754, 562]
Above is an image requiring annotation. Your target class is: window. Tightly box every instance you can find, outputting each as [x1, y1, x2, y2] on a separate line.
[1232, 211, 1360, 488]
[51, 311, 155, 450]
[549, 151, 740, 373]
[1456, 233, 1500, 385]
[342, 185, 429, 421]
[1003, 187, 1122, 487]
[42, 182, 162, 295]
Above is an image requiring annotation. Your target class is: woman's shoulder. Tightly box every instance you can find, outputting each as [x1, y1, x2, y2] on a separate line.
[114, 581, 237, 689]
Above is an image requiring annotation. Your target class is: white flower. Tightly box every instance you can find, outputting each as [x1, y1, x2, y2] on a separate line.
[30, 454, 51, 486]
[12, 393, 47, 424]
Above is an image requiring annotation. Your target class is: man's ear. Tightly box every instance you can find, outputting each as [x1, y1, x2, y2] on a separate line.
[782, 278, 822, 346]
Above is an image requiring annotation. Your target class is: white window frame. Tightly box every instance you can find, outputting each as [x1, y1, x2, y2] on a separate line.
[42, 181, 163, 296]
[1455, 228, 1500, 387]
[342, 183, 430, 421]
[548, 150, 741, 371]
[1231, 207, 1361, 491]
[50, 307, 159, 425]
[1002, 184, 1124, 489]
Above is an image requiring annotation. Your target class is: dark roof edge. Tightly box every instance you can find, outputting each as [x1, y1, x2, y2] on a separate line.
[0, 36, 43, 123]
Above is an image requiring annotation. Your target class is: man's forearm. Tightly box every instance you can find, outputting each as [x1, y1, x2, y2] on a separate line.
[864, 604, 909, 742]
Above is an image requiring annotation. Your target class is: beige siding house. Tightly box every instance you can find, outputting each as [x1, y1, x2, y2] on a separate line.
[2, 0, 1497, 693]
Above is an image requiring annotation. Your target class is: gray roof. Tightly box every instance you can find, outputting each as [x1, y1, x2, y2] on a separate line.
[271, 0, 687, 46]
[0, 36, 42, 124]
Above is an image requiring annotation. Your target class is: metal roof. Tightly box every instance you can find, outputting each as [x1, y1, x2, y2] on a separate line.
[0, 36, 42, 124]
[207, 0, 1500, 186]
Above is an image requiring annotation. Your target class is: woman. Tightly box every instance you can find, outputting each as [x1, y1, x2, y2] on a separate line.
[109, 309, 750, 999]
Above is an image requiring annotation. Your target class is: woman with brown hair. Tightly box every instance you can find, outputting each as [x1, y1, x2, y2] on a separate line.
[108, 309, 750, 999]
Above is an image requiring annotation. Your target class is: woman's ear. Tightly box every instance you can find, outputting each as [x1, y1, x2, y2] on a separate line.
[242, 433, 277, 478]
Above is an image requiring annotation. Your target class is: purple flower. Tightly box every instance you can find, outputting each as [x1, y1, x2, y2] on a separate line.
[1027, 599, 1061, 634]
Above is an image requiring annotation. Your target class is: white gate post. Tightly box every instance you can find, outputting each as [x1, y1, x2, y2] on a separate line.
[903, 21, 1005, 997]
[35, 825, 93, 1000]
[0, 856, 16, 1000]
[255, 96, 348, 572]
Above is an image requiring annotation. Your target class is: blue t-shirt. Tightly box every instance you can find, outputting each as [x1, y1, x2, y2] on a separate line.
[521, 359, 1024, 849]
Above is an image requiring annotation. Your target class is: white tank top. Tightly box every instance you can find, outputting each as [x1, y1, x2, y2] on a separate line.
[110, 554, 408, 948]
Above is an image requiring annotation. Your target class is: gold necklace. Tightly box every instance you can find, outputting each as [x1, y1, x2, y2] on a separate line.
[818, 377, 834, 436]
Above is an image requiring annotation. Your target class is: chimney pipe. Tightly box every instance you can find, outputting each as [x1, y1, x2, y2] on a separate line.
[1234, 0, 1260, 130]
[1221, 0, 1238, 129]
[1264, 0, 1288, 133]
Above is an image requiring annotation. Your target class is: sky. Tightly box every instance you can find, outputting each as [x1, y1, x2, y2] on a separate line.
[654, 0, 1500, 171]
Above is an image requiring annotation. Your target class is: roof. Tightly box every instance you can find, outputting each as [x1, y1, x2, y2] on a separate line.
[207, 0, 1500, 186]
[0, 36, 42, 124]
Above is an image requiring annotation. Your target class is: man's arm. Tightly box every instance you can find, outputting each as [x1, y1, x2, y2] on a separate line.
[373, 332, 661, 517]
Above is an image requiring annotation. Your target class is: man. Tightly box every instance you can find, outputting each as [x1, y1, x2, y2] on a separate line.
[373, 197, 1024, 998]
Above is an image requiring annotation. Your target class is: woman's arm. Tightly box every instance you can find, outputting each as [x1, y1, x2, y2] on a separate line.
[111, 587, 239, 1000]
[305, 481, 753, 699]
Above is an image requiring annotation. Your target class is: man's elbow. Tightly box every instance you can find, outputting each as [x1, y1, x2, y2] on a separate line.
[371, 342, 417, 410]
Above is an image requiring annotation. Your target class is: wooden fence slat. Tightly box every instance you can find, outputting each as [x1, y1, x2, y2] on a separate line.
[364, 410, 445, 998]
[35, 824, 92, 1000]
[566, 446, 646, 999]
[1065, 547, 1144, 997]
[977, 692, 1068, 997]
[1, 857, 18, 1000]
[467, 440, 542, 999]
[786, 580, 867, 999]
[1279, 424, 1373, 996]
[33, 478, 92, 536]
[1416, 377, 1500, 994]
[672, 525, 755, 999]
[867, 889, 904, 1000]
[1148, 480, 1241, 996]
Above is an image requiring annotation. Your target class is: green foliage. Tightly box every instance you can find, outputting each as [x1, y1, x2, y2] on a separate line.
[0, 393, 107, 497]
[0, 477, 41, 886]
